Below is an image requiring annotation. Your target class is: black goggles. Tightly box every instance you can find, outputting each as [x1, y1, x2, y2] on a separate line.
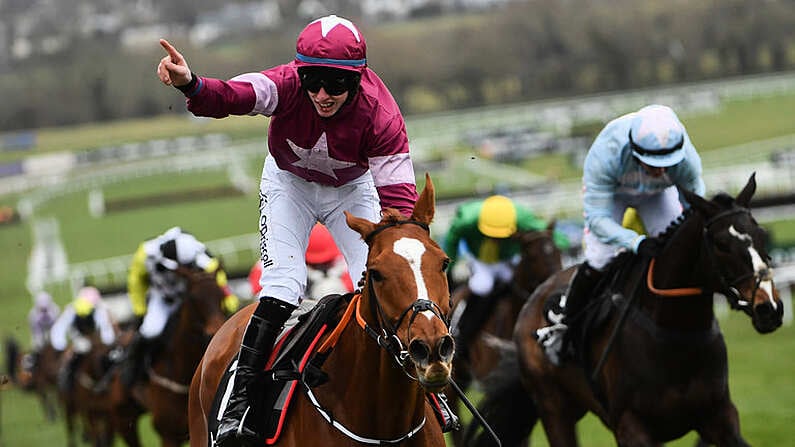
[299, 70, 355, 96]
[628, 131, 684, 157]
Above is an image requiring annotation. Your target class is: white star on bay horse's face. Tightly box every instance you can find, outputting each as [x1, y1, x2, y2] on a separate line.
[287, 132, 356, 180]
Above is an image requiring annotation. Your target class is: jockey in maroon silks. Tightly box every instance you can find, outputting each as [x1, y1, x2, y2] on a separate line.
[157, 14, 421, 445]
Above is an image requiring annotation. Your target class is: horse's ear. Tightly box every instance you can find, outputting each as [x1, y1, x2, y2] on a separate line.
[546, 219, 557, 232]
[735, 172, 756, 208]
[410, 173, 435, 225]
[345, 210, 377, 240]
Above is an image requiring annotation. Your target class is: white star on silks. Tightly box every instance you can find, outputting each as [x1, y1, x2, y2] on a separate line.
[316, 15, 361, 42]
[287, 132, 356, 180]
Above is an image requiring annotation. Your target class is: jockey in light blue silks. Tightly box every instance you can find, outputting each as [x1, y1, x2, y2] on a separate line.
[537, 104, 706, 365]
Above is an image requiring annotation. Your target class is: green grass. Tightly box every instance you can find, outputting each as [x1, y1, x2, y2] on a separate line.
[0, 114, 269, 164]
[684, 94, 795, 151]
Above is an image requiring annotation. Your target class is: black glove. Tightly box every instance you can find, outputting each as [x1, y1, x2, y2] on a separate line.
[637, 237, 664, 258]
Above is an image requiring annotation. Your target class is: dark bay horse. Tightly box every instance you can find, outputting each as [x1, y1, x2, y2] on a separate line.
[471, 174, 784, 447]
[63, 331, 116, 447]
[449, 224, 562, 446]
[190, 174, 452, 446]
[4, 337, 60, 421]
[111, 266, 229, 447]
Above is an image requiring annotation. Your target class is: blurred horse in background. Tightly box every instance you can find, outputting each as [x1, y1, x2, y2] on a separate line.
[449, 224, 562, 446]
[4, 337, 60, 421]
[468, 174, 784, 447]
[110, 266, 228, 447]
[61, 331, 116, 447]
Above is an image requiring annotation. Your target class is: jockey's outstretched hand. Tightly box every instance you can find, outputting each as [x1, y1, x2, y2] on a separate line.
[157, 39, 192, 87]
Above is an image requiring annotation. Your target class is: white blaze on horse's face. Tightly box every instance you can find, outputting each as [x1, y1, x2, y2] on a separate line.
[393, 237, 437, 321]
[729, 225, 777, 308]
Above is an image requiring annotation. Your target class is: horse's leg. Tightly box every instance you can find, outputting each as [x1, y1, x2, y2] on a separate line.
[101, 414, 114, 447]
[613, 411, 661, 447]
[523, 376, 584, 447]
[63, 401, 77, 447]
[37, 387, 57, 421]
[696, 401, 750, 447]
[112, 410, 142, 447]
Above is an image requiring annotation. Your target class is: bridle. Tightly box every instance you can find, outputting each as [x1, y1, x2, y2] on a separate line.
[647, 207, 766, 316]
[302, 219, 451, 445]
[703, 207, 771, 316]
[363, 220, 450, 378]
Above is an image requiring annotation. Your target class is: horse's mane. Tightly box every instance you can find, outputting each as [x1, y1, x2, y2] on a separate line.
[711, 192, 735, 209]
[655, 191, 738, 246]
[655, 208, 693, 245]
[600, 206, 695, 273]
[378, 208, 407, 225]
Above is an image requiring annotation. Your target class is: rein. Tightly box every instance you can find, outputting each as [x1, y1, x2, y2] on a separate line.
[646, 259, 703, 297]
[147, 367, 189, 394]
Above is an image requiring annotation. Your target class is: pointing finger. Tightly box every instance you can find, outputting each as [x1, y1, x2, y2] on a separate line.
[159, 38, 183, 65]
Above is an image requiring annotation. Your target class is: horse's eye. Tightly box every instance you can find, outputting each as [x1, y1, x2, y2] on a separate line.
[713, 239, 732, 254]
[442, 259, 450, 272]
[370, 270, 384, 282]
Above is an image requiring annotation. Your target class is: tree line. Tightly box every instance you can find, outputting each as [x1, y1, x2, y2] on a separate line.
[1, 0, 793, 132]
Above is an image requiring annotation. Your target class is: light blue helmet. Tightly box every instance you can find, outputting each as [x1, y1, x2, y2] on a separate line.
[629, 104, 686, 168]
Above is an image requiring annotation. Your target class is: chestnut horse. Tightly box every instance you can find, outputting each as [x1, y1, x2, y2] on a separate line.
[469, 174, 784, 447]
[111, 266, 229, 447]
[190, 174, 452, 446]
[449, 225, 562, 446]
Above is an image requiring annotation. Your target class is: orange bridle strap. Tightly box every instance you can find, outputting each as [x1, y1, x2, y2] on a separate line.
[646, 258, 704, 297]
[317, 294, 361, 354]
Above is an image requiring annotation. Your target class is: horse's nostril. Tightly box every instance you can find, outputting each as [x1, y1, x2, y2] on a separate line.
[437, 335, 455, 360]
[755, 302, 775, 319]
[409, 340, 430, 363]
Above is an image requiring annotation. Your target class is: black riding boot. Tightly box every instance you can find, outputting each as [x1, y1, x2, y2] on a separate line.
[536, 262, 602, 365]
[121, 333, 153, 387]
[558, 262, 602, 357]
[453, 290, 499, 364]
[216, 298, 296, 447]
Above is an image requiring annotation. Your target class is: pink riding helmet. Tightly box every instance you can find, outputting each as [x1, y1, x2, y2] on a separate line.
[295, 14, 367, 73]
[78, 286, 102, 304]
